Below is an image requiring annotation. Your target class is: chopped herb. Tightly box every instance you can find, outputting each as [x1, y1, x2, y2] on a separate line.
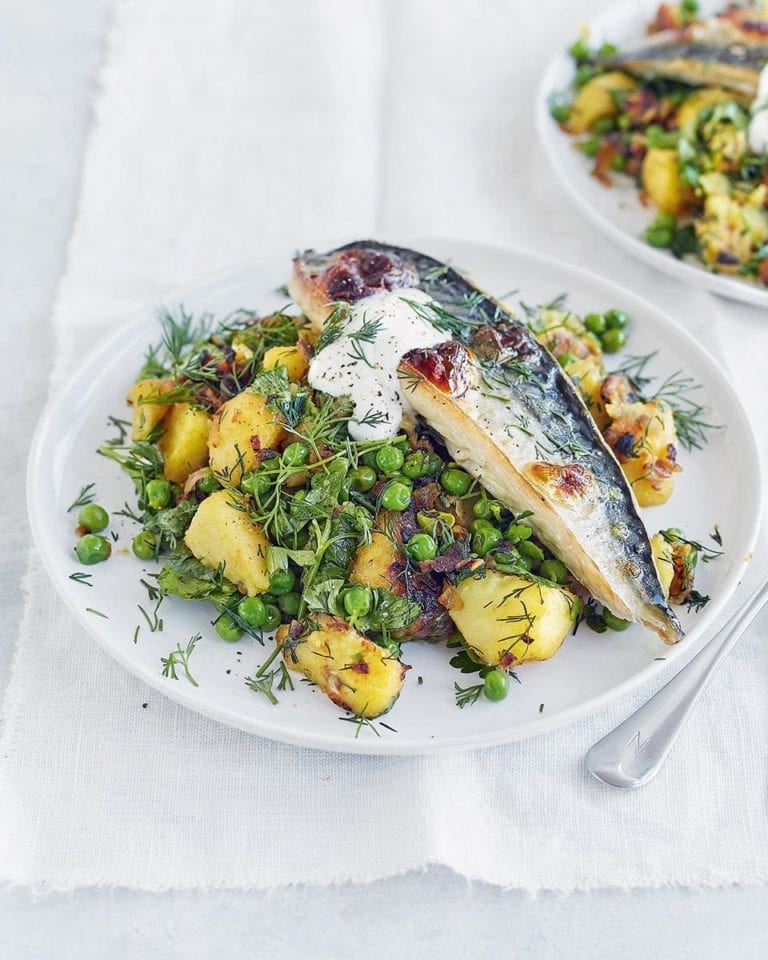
[69, 571, 93, 587]
[67, 483, 96, 513]
[161, 634, 200, 686]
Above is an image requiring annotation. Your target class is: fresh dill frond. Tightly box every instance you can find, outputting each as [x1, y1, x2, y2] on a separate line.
[69, 571, 93, 587]
[67, 483, 96, 513]
[160, 634, 200, 686]
[454, 681, 484, 709]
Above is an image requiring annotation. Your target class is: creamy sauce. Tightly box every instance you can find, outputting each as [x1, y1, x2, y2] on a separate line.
[307, 289, 449, 441]
[748, 63, 768, 153]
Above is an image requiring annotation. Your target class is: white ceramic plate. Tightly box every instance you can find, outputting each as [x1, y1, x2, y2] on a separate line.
[536, 0, 768, 308]
[27, 239, 761, 754]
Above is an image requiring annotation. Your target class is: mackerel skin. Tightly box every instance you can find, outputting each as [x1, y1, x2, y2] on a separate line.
[600, 15, 768, 96]
[289, 242, 682, 644]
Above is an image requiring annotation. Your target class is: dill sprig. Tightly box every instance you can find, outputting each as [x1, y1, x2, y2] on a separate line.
[454, 681, 484, 709]
[161, 634, 200, 686]
[67, 483, 96, 513]
[69, 571, 93, 587]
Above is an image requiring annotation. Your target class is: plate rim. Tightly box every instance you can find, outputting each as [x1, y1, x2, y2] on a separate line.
[26, 238, 764, 754]
[534, 0, 768, 309]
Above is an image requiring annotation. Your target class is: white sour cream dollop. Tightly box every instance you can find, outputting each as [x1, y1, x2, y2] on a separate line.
[308, 288, 449, 441]
[748, 63, 768, 153]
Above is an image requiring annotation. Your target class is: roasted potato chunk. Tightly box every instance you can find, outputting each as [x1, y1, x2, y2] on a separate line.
[446, 571, 577, 668]
[565, 71, 636, 134]
[642, 147, 692, 215]
[184, 489, 270, 595]
[603, 397, 680, 506]
[159, 403, 211, 483]
[651, 533, 675, 600]
[282, 615, 408, 718]
[349, 532, 398, 590]
[208, 391, 284, 484]
[127, 378, 174, 441]
[262, 345, 309, 382]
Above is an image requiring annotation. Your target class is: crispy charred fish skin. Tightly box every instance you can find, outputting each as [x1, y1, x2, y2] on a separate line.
[289, 241, 682, 644]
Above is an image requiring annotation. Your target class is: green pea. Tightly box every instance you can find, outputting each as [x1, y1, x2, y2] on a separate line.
[349, 465, 377, 492]
[601, 327, 626, 353]
[360, 449, 380, 468]
[569, 38, 591, 62]
[440, 467, 472, 497]
[282, 441, 310, 467]
[604, 308, 629, 330]
[645, 225, 673, 248]
[216, 614, 243, 643]
[470, 518, 496, 534]
[145, 478, 171, 510]
[580, 136, 600, 156]
[343, 585, 372, 619]
[653, 212, 677, 231]
[518, 540, 545, 562]
[515, 554, 534, 572]
[617, 114, 631, 132]
[263, 604, 282, 632]
[575, 64, 601, 88]
[75, 534, 111, 565]
[197, 473, 220, 495]
[402, 450, 430, 480]
[78, 503, 109, 533]
[131, 531, 157, 561]
[597, 41, 618, 58]
[610, 153, 628, 172]
[374, 446, 405, 475]
[241, 471, 272, 499]
[381, 481, 411, 511]
[540, 559, 568, 584]
[602, 609, 631, 631]
[483, 669, 509, 703]
[406, 533, 438, 562]
[238, 596, 267, 628]
[269, 568, 296, 596]
[472, 525, 502, 557]
[558, 352, 579, 368]
[506, 523, 533, 542]
[278, 592, 301, 616]
[592, 116, 615, 134]
[584, 312, 606, 335]
[550, 103, 571, 124]
[492, 549, 522, 572]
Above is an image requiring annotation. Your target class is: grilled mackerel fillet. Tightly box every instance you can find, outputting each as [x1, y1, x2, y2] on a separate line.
[289, 242, 682, 644]
[600, 10, 768, 96]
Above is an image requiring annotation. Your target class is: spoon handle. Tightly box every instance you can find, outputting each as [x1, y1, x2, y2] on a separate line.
[586, 580, 768, 789]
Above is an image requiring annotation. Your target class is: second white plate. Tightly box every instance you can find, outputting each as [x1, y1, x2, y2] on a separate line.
[536, 0, 768, 309]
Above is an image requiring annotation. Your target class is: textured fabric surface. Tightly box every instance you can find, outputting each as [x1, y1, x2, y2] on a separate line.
[1, 0, 766, 892]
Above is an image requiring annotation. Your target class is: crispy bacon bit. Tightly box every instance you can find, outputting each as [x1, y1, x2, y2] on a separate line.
[401, 341, 472, 397]
[593, 140, 619, 186]
[528, 462, 593, 499]
[600, 373, 637, 406]
[498, 650, 518, 669]
[420, 542, 467, 575]
[319, 249, 419, 303]
[348, 661, 370, 675]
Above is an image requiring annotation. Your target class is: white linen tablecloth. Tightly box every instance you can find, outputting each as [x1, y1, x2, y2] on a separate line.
[1, 0, 766, 892]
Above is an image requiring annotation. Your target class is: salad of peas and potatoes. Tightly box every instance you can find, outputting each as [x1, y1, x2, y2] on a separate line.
[69, 302, 716, 725]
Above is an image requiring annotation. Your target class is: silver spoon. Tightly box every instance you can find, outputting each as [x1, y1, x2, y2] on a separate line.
[586, 579, 768, 789]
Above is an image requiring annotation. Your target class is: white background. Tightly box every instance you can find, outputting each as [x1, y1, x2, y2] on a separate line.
[1, 0, 767, 956]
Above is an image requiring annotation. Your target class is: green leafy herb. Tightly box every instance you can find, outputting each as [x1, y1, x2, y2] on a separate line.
[69, 571, 93, 587]
[67, 483, 96, 513]
[161, 633, 200, 686]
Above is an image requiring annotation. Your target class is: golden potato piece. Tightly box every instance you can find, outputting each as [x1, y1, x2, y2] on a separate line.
[641, 148, 692, 215]
[262, 345, 308, 382]
[447, 571, 576, 668]
[159, 403, 211, 483]
[282, 615, 408, 718]
[676, 88, 740, 137]
[127, 378, 174, 441]
[604, 398, 680, 507]
[651, 533, 674, 601]
[184, 489, 270, 596]
[565, 71, 636, 134]
[349, 532, 398, 590]
[208, 391, 284, 484]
